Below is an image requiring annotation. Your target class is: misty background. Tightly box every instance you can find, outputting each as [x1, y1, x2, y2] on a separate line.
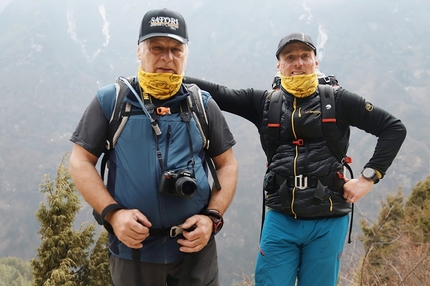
[1, 0, 429, 284]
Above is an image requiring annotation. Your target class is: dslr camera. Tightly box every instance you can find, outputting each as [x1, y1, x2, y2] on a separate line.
[159, 169, 197, 198]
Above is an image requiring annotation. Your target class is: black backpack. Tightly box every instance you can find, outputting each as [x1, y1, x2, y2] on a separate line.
[267, 81, 352, 170]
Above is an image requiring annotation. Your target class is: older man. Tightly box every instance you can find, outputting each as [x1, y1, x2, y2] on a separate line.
[69, 8, 238, 286]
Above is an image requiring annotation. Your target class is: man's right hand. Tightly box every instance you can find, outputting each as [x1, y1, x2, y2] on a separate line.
[106, 209, 152, 249]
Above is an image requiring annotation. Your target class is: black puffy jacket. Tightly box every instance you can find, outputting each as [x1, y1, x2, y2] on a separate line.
[261, 87, 351, 218]
[184, 76, 407, 219]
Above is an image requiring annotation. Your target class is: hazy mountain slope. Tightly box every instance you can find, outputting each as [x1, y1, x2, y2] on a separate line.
[0, 0, 429, 284]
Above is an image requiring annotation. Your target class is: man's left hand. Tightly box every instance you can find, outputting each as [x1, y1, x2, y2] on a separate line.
[177, 214, 213, 253]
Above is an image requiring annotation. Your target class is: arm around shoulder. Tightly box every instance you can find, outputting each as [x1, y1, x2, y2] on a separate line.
[185, 76, 267, 124]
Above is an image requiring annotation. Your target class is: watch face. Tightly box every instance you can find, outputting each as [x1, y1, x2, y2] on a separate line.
[363, 168, 375, 179]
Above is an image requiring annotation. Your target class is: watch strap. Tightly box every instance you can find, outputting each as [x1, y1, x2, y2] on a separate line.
[201, 209, 224, 235]
[375, 169, 382, 179]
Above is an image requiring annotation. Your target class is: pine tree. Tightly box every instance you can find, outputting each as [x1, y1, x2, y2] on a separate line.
[85, 230, 113, 286]
[360, 189, 405, 264]
[31, 155, 112, 285]
[404, 174, 430, 242]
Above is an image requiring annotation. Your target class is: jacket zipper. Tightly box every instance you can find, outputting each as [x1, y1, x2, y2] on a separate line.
[293, 100, 333, 215]
[291, 98, 298, 218]
[164, 125, 172, 165]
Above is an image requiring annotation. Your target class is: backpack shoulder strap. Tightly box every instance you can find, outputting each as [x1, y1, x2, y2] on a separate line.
[107, 76, 135, 150]
[94, 76, 135, 225]
[185, 83, 221, 190]
[318, 85, 350, 164]
[319, 85, 353, 180]
[100, 76, 135, 181]
[266, 89, 282, 165]
[185, 83, 209, 149]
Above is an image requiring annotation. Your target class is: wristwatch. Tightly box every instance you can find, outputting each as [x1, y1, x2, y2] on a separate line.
[201, 209, 224, 235]
[361, 168, 380, 184]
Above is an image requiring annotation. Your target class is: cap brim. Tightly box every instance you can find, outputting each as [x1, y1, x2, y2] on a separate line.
[138, 33, 188, 44]
[276, 40, 316, 58]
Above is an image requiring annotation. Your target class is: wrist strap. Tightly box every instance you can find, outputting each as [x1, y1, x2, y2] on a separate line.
[101, 203, 124, 233]
[101, 203, 124, 223]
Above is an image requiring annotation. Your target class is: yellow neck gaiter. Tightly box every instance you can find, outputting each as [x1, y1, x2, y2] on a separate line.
[137, 66, 184, 100]
[280, 73, 318, 98]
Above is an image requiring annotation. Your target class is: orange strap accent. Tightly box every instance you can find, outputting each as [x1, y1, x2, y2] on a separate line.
[156, 107, 171, 115]
[344, 156, 353, 164]
[322, 118, 336, 123]
[292, 139, 304, 146]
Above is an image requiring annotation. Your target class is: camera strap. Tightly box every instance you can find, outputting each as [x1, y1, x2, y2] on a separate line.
[150, 99, 196, 175]
[152, 126, 166, 173]
[120, 76, 162, 135]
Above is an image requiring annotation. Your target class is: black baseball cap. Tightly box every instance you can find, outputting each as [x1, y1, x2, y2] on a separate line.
[138, 8, 189, 45]
[276, 32, 316, 59]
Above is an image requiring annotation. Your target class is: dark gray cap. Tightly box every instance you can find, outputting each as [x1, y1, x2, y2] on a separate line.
[138, 8, 189, 45]
[276, 32, 316, 59]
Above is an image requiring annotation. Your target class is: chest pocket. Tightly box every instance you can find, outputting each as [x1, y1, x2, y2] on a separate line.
[294, 106, 324, 140]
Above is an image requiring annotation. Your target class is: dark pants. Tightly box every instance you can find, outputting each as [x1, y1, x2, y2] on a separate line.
[109, 236, 219, 286]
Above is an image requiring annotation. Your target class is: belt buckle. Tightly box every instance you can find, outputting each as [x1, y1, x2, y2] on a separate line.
[294, 174, 308, 189]
[169, 225, 183, 237]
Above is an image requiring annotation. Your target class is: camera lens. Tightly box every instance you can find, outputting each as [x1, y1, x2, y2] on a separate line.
[175, 177, 197, 198]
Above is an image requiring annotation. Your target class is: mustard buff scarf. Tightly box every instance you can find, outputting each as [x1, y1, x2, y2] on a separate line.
[280, 73, 318, 98]
[137, 66, 184, 100]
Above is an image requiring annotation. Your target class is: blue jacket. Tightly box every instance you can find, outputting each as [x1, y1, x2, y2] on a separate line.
[97, 83, 212, 263]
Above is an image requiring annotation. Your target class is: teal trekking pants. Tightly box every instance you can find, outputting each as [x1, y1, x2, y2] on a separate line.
[255, 210, 349, 286]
